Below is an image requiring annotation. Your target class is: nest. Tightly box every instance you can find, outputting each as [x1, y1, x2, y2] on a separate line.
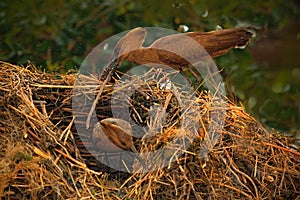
[0, 61, 299, 199]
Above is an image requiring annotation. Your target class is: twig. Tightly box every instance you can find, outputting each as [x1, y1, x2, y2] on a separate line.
[86, 58, 119, 129]
[260, 141, 300, 157]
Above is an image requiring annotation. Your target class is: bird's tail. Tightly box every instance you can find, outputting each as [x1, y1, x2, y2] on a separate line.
[186, 28, 254, 58]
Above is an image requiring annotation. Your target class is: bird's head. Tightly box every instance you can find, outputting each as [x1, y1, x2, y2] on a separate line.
[100, 118, 136, 152]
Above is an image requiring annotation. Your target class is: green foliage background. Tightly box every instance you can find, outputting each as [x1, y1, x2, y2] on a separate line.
[0, 0, 299, 139]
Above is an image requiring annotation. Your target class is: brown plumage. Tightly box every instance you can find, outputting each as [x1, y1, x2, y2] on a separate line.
[112, 27, 253, 70]
[92, 118, 146, 169]
[92, 118, 137, 152]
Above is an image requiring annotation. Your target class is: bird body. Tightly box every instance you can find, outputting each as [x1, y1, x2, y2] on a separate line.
[112, 27, 253, 70]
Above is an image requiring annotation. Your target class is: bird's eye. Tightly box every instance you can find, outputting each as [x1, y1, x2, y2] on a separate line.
[120, 141, 126, 146]
[120, 141, 127, 148]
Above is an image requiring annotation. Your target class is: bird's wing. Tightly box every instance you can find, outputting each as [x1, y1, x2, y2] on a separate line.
[151, 27, 253, 58]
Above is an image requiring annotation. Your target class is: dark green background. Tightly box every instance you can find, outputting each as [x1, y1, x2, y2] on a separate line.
[0, 0, 299, 140]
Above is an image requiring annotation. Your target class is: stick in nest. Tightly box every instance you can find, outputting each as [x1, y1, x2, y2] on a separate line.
[86, 51, 120, 129]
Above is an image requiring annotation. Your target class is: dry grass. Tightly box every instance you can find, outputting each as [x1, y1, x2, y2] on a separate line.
[0, 61, 299, 199]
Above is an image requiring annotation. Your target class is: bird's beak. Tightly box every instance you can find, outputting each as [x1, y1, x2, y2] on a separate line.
[130, 145, 139, 153]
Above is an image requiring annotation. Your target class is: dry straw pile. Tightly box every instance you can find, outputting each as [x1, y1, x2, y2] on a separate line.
[0, 61, 299, 199]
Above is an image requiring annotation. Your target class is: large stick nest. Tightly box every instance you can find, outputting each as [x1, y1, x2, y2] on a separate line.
[0, 61, 299, 199]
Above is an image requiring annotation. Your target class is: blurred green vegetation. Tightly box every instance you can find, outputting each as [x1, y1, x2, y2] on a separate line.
[0, 0, 299, 138]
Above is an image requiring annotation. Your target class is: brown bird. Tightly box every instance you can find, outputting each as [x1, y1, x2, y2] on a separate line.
[111, 27, 254, 71]
[92, 118, 138, 153]
[92, 118, 147, 169]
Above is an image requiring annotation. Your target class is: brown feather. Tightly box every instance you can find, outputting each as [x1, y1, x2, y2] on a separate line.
[114, 27, 253, 70]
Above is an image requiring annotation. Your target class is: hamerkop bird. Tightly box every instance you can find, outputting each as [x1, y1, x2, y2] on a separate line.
[109, 27, 253, 71]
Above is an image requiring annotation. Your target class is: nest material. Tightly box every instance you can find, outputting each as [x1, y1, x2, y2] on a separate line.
[0, 61, 299, 199]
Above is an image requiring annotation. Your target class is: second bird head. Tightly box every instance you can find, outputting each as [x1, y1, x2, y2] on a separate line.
[92, 118, 138, 153]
